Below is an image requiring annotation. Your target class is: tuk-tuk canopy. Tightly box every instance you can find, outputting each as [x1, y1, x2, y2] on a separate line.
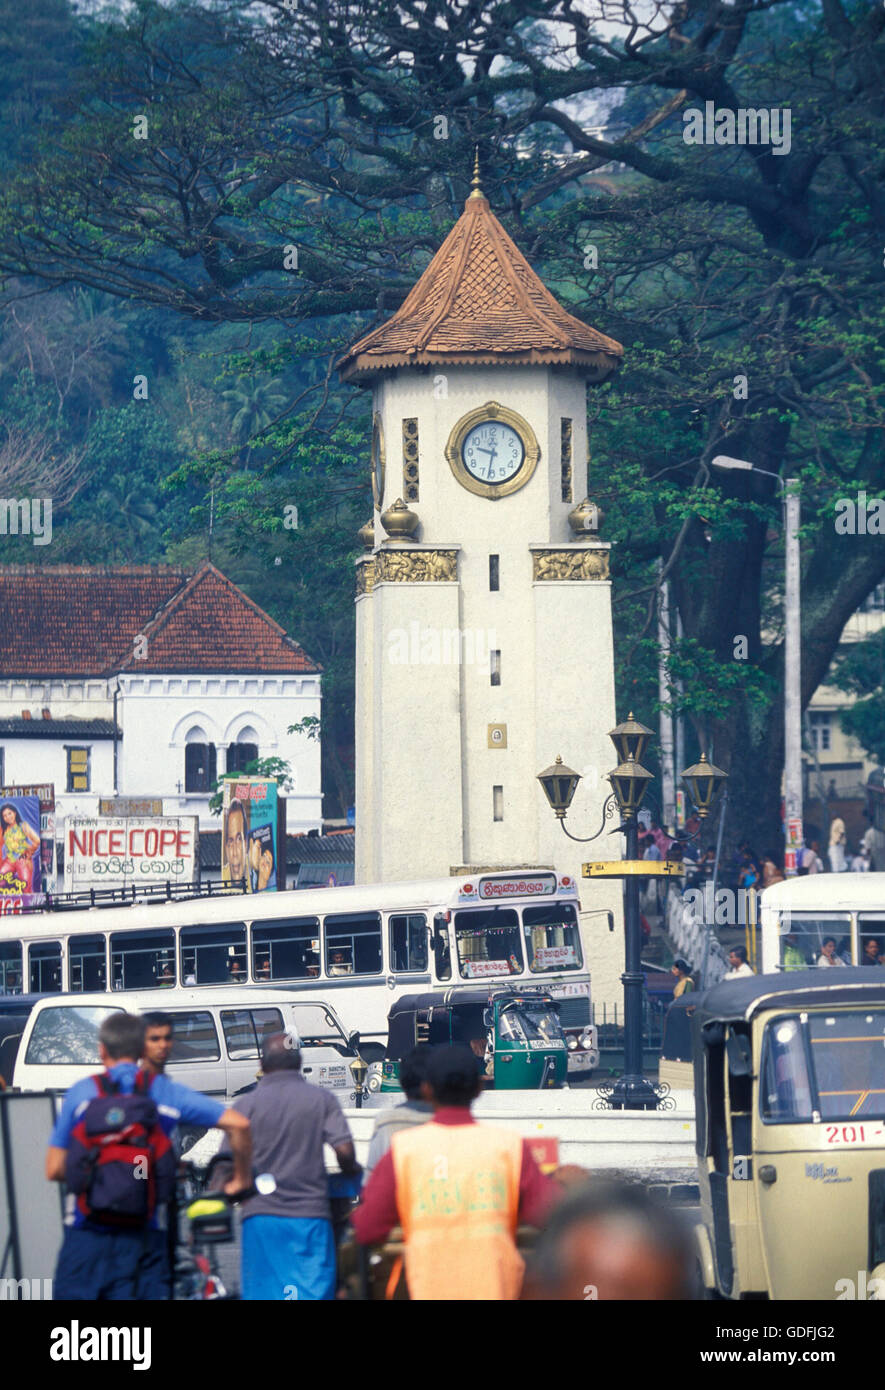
[693, 967, 885, 1029]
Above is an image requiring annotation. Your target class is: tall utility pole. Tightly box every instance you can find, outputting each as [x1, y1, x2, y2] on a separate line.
[657, 571, 676, 830]
[783, 479, 803, 873]
[712, 458, 803, 873]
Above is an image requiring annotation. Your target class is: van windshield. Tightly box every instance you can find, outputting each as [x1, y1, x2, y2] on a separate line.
[761, 1010, 885, 1122]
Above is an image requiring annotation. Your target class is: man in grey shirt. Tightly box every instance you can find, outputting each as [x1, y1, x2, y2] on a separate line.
[365, 1045, 434, 1177]
[216, 1031, 359, 1300]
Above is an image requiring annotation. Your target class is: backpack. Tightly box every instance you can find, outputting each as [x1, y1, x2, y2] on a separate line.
[65, 1069, 176, 1228]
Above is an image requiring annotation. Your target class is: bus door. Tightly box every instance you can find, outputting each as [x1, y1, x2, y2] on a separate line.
[28, 940, 62, 993]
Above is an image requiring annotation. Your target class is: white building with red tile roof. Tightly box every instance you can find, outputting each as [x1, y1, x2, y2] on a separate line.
[0, 561, 322, 861]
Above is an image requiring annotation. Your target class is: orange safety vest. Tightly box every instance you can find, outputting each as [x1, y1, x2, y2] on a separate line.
[390, 1120, 524, 1301]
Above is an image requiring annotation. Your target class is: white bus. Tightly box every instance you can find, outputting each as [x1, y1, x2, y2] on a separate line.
[0, 869, 598, 1073]
[761, 873, 885, 972]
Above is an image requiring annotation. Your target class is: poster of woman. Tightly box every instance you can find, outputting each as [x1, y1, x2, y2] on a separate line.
[0, 796, 42, 896]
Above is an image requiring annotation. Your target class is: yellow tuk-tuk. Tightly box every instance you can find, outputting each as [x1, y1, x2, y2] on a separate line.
[693, 968, 885, 1300]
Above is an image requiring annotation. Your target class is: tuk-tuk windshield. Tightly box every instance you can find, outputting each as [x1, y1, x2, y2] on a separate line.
[761, 1010, 885, 1122]
[498, 1004, 561, 1044]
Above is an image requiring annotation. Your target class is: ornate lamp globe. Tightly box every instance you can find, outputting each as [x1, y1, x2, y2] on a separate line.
[608, 711, 654, 767]
[537, 756, 582, 820]
[681, 752, 728, 819]
[607, 754, 654, 818]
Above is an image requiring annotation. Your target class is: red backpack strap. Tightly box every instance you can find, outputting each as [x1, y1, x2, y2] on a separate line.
[134, 1068, 154, 1095]
[93, 1072, 112, 1098]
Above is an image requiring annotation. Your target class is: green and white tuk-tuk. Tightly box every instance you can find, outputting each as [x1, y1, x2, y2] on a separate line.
[380, 986, 569, 1091]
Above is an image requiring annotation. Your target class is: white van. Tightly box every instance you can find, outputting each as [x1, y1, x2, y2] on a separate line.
[12, 985, 365, 1099]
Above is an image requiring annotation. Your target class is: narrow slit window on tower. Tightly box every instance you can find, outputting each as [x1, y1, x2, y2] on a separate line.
[561, 418, 573, 503]
[490, 650, 501, 687]
[489, 554, 500, 591]
[493, 786, 504, 822]
[402, 418, 419, 501]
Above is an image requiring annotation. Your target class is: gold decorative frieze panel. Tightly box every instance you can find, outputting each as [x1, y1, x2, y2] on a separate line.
[357, 549, 458, 593]
[532, 549, 609, 581]
[355, 559, 375, 595]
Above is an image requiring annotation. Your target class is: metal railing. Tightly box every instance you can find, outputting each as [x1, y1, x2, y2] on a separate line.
[11, 877, 247, 915]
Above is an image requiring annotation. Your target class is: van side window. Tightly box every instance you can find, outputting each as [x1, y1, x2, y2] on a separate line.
[324, 913, 382, 976]
[70, 935, 107, 992]
[29, 941, 62, 993]
[221, 1007, 284, 1060]
[167, 1011, 220, 1063]
[110, 929, 176, 990]
[389, 914, 428, 972]
[180, 923, 247, 986]
[0, 941, 23, 994]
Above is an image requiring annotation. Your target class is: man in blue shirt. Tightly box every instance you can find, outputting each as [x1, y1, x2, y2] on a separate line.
[46, 1011, 251, 1301]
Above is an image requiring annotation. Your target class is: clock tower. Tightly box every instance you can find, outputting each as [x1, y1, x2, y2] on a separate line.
[338, 163, 626, 1001]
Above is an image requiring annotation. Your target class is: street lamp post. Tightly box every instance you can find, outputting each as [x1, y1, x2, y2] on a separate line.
[712, 456, 803, 872]
[538, 720, 727, 1111]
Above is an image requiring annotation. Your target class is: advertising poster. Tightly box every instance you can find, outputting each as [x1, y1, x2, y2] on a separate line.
[0, 783, 55, 904]
[64, 817, 199, 891]
[221, 778, 278, 892]
[0, 793, 43, 902]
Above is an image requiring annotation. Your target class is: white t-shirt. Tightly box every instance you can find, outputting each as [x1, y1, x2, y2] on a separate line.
[724, 963, 754, 979]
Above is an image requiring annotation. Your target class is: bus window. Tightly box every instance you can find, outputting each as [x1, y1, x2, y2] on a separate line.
[69, 935, 107, 993]
[389, 914, 428, 972]
[110, 929, 176, 991]
[858, 916, 885, 969]
[777, 915, 850, 969]
[324, 913, 382, 976]
[453, 907, 522, 979]
[221, 1007, 284, 1060]
[0, 941, 22, 994]
[431, 916, 452, 982]
[166, 1011, 220, 1063]
[180, 923, 247, 986]
[252, 918, 320, 981]
[523, 903, 583, 972]
[29, 941, 62, 993]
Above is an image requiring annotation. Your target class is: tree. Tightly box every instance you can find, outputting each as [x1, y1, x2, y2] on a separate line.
[832, 630, 885, 766]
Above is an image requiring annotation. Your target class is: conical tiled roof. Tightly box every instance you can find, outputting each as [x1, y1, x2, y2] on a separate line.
[338, 188, 623, 383]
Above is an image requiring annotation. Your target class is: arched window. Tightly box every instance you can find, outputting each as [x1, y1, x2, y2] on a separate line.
[185, 726, 217, 793]
[228, 725, 259, 774]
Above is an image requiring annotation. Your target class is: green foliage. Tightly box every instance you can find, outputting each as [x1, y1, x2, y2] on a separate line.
[207, 756, 293, 816]
[832, 631, 885, 764]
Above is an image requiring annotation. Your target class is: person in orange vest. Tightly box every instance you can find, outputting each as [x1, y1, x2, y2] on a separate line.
[351, 1043, 563, 1300]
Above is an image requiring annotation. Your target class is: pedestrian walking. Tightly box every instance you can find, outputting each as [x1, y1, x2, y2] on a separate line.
[761, 852, 785, 889]
[45, 1012, 251, 1301]
[213, 1031, 360, 1300]
[670, 959, 695, 998]
[364, 1045, 434, 1178]
[850, 846, 871, 872]
[351, 1043, 567, 1300]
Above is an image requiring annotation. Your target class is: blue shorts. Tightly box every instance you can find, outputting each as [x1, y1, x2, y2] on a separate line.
[241, 1215, 335, 1301]
[53, 1226, 170, 1301]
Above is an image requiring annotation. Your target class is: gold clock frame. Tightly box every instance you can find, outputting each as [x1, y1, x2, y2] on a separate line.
[445, 401, 540, 500]
[371, 412, 386, 508]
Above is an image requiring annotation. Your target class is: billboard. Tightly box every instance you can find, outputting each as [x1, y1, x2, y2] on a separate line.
[0, 783, 55, 900]
[0, 794, 43, 902]
[221, 778, 279, 892]
[63, 817, 199, 891]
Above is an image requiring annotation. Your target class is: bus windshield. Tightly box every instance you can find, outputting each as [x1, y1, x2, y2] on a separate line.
[762, 1010, 885, 1121]
[522, 903, 583, 972]
[454, 908, 522, 978]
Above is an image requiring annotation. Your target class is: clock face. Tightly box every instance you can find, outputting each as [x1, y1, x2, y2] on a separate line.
[461, 420, 525, 486]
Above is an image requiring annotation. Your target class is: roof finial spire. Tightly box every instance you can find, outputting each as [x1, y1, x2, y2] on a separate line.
[467, 146, 484, 201]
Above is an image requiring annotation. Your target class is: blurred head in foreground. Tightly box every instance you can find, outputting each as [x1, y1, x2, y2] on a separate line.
[524, 1180, 696, 1301]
